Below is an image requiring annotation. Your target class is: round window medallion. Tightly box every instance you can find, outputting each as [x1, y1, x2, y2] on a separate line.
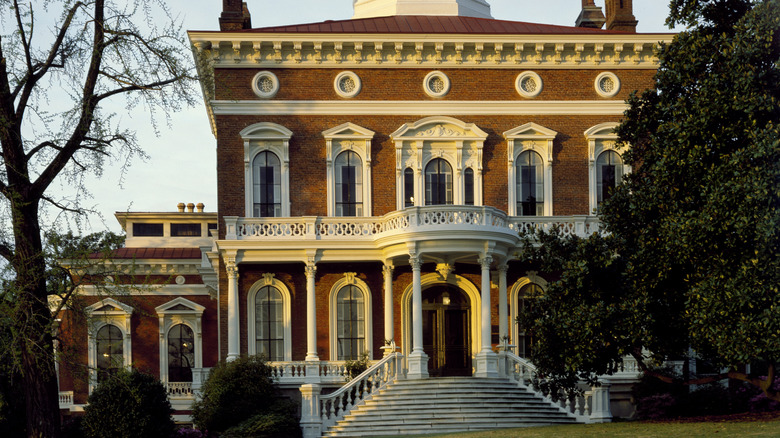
[175, 275, 186, 285]
[594, 72, 620, 98]
[334, 71, 362, 98]
[423, 71, 451, 98]
[515, 71, 543, 98]
[251, 71, 279, 99]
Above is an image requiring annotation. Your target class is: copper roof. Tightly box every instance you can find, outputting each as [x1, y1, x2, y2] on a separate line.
[91, 248, 203, 260]
[215, 15, 631, 35]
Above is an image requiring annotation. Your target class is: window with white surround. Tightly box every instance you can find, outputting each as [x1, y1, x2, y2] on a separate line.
[247, 274, 292, 361]
[585, 123, 631, 213]
[251, 71, 280, 99]
[510, 273, 547, 358]
[391, 117, 487, 210]
[322, 123, 374, 217]
[594, 72, 620, 98]
[155, 297, 205, 384]
[423, 71, 450, 98]
[241, 123, 292, 217]
[329, 273, 373, 360]
[86, 298, 133, 391]
[515, 71, 543, 98]
[334, 71, 362, 98]
[503, 123, 557, 216]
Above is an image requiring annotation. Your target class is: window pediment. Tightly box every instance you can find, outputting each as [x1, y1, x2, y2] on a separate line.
[155, 297, 206, 316]
[390, 116, 488, 141]
[87, 298, 133, 316]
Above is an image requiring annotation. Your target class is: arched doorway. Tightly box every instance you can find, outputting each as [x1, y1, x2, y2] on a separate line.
[422, 285, 471, 376]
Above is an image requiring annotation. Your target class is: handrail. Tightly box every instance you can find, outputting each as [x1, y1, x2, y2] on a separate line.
[319, 353, 403, 430]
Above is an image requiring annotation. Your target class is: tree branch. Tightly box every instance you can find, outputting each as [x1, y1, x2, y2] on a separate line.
[0, 241, 14, 263]
[40, 195, 82, 214]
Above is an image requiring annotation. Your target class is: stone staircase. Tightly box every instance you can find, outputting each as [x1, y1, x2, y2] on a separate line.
[322, 377, 578, 437]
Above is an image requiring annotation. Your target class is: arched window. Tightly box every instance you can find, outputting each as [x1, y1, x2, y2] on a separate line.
[96, 324, 123, 382]
[517, 283, 544, 358]
[252, 151, 281, 217]
[335, 151, 363, 217]
[464, 168, 474, 206]
[167, 324, 195, 382]
[254, 285, 284, 361]
[516, 151, 544, 216]
[425, 158, 453, 205]
[336, 285, 365, 360]
[596, 150, 624, 205]
[404, 168, 415, 207]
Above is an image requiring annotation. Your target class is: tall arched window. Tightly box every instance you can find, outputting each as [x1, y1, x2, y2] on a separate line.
[336, 285, 365, 360]
[596, 150, 624, 205]
[404, 168, 415, 207]
[252, 151, 281, 217]
[425, 158, 453, 205]
[464, 168, 474, 206]
[516, 151, 544, 216]
[167, 324, 195, 382]
[96, 324, 123, 382]
[517, 283, 544, 358]
[335, 151, 363, 216]
[255, 286, 284, 361]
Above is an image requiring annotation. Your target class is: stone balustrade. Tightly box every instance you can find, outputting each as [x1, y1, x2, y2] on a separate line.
[59, 391, 74, 409]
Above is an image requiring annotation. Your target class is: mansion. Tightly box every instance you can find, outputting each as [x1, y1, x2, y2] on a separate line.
[57, 0, 672, 435]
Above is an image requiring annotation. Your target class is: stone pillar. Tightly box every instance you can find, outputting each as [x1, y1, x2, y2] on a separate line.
[299, 383, 322, 438]
[383, 262, 395, 355]
[475, 255, 498, 377]
[305, 262, 318, 361]
[498, 263, 508, 350]
[406, 254, 429, 379]
[590, 380, 613, 422]
[226, 262, 240, 362]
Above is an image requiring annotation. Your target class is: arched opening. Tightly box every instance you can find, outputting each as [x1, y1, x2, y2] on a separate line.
[422, 285, 471, 376]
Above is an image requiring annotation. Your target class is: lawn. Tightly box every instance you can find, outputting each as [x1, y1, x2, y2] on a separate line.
[376, 413, 780, 438]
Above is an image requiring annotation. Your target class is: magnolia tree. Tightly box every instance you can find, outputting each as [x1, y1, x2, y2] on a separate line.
[520, 0, 780, 400]
[0, 0, 195, 436]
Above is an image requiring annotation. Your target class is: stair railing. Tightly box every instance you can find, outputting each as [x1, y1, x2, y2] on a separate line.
[499, 351, 611, 423]
[319, 352, 404, 430]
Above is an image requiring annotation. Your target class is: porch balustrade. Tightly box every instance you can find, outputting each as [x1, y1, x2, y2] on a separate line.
[59, 391, 74, 409]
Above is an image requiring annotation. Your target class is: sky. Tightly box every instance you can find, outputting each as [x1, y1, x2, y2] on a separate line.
[71, 0, 680, 234]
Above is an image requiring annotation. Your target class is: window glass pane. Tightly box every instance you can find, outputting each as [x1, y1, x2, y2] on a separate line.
[404, 168, 415, 207]
[335, 151, 362, 217]
[336, 285, 365, 360]
[517, 151, 544, 216]
[425, 159, 453, 206]
[168, 324, 194, 382]
[255, 286, 284, 361]
[597, 151, 622, 205]
[97, 325, 123, 382]
[170, 223, 201, 237]
[253, 151, 281, 217]
[132, 223, 163, 237]
[464, 168, 474, 205]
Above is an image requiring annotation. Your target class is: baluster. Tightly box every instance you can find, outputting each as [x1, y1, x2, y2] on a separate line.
[574, 394, 583, 415]
[321, 400, 328, 422]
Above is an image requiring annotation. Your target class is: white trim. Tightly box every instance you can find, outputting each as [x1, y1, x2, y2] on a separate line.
[503, 123, 557, 216]
[595, 71, 621, 98]
[251, 71, 280, 99]
[78, 284, 213, 296]
[155, 298, 205, 384]
[423, 71, 451, 98]
[86, 298, 133, 393]
[334, 71, 362, 98]
[322, 122, 375, 217]
[509, 274, 548, 357]
[585, 122, 631, 213]
[247, 274, 293, 361]
[391, 116, 488, 209]
[329, 273, 374, 360]
[241, 122, 293, 218]
[211, 100, 629, 116]
[515, 71, 543, 98]
[401, 273, 481, 359]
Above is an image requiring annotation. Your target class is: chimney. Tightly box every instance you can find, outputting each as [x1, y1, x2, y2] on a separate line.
[575, 0, 605, 29]
[220, 0, 252, 31]
[187, 203, 195, 213]
[196, 203, 205, 213]
[177, 202, 185, 212]
[605, 0, 638, 33]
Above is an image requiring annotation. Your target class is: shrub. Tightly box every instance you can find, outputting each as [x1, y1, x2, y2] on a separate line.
[222, 400, 301, 438]
[747, 376, 780, 413]
[192, 356, 298, 435]
[81, 369, 175, 438]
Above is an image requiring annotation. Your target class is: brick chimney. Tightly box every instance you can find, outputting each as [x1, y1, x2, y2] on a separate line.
[220, 0, 252, 31]
[605, 0, 638, 33]
[575, 0, 605, 29]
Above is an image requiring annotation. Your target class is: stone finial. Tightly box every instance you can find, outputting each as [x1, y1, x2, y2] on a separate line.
[196, 203, 205, 212]
[187, 203, 195, 212]
[177, 202, 185, 212]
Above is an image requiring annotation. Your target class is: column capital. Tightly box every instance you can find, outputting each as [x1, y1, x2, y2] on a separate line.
[479, 255, 493, 269]
[409, 254, 423, 271]
[383, 262, 394, 275]
[226, 263, 238, 279]
[305, 263, 317, 278]
[497, 263, 508, 274]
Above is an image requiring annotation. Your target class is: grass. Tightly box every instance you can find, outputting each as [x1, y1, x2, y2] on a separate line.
[375, 413, 780, 438]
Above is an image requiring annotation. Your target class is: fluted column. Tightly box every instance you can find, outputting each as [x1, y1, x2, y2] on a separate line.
[475, 255, 498, 377]
[498, 264, 509, 350]
[406, 253, 429, 379]
[383, 262, 395, 355]
[305, 262, 318, 361]
[226, 262, 240, 362]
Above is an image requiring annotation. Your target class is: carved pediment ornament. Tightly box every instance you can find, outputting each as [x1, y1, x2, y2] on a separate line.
[415, 124, 463, 137]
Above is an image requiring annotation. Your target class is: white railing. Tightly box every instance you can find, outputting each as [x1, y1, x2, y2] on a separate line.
[167, 382, 194, 397]
[267, 361, 358, 385]
[509, 215, 601, 238]
[499, 352, 611, 423]
[59, 391, 74, 409]
[319, 353, 403, 430]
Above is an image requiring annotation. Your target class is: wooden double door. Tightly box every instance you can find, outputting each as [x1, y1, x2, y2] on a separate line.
[421, 285, 472, 376]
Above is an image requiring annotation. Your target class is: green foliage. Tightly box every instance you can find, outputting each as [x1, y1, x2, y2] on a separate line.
[191, 356, 296, 435]
[344, 351, 371, 381]
[222, 400, 302, 438]
[81, 369, 175, 438]
[521, 0, 780, 400]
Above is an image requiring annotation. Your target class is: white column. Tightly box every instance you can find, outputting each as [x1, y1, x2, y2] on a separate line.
[475, 255, 498, 377]
[305, 262, 318, 361]
[406, 254, 429, 379]
[226, 262, 240, 362]
[383, 262, 395, 355]
[498, 263, 508, 350]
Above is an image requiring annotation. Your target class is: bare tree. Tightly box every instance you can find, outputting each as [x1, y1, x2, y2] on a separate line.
[0, 0, 195, 435]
